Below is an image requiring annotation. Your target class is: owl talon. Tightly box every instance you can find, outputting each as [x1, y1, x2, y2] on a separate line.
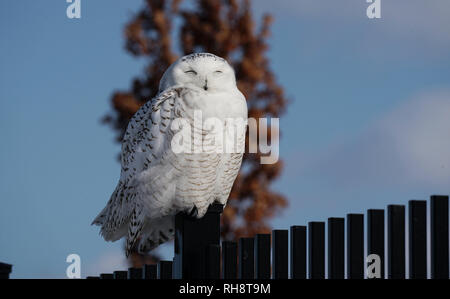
[188, 206, 198, 218]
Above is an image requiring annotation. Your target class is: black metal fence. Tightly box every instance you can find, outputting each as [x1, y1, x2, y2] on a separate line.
[1, 195, 448, 279]
[85, 194, 448, 279]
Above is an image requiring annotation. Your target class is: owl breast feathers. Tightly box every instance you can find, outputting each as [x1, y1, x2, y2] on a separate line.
[92, 53, 248, 256]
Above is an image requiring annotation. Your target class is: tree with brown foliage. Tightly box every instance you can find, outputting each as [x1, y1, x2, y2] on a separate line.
[103, 0, 288, 265]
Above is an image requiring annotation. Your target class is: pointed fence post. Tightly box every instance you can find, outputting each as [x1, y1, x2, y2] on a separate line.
[173, 203, 223, 279]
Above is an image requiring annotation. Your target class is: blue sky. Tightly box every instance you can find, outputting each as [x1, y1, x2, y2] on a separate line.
[1, 0, 449, 278]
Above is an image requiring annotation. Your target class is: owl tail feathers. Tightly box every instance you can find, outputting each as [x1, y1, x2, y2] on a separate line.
[91, 207, 107, 226]
[91, 207, 119, 241]
[130, 216, 175, 255]
[125, 204, 147, 257]
[91, 182, 130, 242]
[91, 209, 127, 243]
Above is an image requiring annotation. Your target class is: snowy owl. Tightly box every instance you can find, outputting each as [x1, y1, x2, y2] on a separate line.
[92, 53, 248, 256]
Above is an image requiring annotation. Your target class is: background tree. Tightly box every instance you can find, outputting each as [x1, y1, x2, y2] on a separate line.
[103, 0, 288, 265]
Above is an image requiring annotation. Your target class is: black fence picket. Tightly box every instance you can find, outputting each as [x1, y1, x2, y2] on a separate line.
[158, 261, 173, 279]
[328, 218, 344, 279]
[128, 267, 143, 279]
[347, 214, 364, 279]
[272, 230, 288, 279]
[308, 222, 325, 279]
[255, 234, 271, 279]
[206, 244, 220, 279]
[113, 271, 127, 279]
[290, 226, 306, 279]
[0, 263, 12, 279]
[173, 203, 223, 279]
[144, 264, 157, 279]
[238, 238, 254, 279]
[367, 209, 385, 279]
[430, 195, 449, 279]
[222, 241, 237, 279]
[388, 205, 405, 279]
[409, 200, 427, 279]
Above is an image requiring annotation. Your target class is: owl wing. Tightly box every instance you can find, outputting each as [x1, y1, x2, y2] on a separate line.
[92, 88, 186, 246]
[120, 88, 181, 179]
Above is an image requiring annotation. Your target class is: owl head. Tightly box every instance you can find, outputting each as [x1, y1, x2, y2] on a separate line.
[159, 53, 237, 93]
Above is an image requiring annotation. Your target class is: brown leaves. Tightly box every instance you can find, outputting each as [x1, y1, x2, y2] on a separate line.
[105, 0, 289, 254]
[112, 93, 142, 119]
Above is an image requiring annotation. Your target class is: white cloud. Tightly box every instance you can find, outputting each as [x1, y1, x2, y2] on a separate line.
[300, 89, 450, 190]
[379, 90, 450, 185]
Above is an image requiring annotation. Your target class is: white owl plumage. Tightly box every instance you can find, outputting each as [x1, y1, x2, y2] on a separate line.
[92, 53, 247, 256]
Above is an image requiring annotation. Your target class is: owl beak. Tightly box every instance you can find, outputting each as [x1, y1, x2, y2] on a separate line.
[203, 78, 208, 91]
